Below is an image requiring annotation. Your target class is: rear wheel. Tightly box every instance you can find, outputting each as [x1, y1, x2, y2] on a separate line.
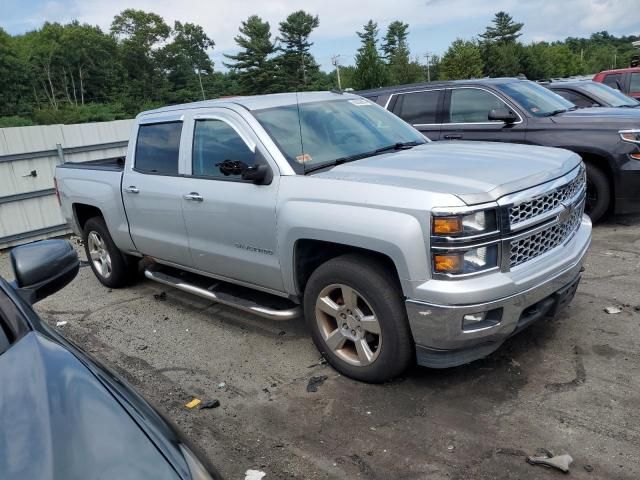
[585, 163, 610, 223]
[83, 217, 138, 288]
[304, 254, 414, 383]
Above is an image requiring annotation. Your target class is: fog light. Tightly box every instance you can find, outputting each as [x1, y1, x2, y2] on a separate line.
[462, 308, 503, 331]
[463, 312, 486, 324]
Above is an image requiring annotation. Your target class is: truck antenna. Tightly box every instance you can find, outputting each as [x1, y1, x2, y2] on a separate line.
[295, 89, 306, 174]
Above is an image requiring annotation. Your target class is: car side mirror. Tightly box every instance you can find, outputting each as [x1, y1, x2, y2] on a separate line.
[10, 240, 79, 304]
[241, 150, 273, 185]
[488, 108, 518, 124]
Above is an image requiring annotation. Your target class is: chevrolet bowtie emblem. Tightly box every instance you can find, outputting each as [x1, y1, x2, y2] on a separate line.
[558, 201, 573, 223]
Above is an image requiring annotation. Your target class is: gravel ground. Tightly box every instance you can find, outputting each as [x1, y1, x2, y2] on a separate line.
[1, 214, 639, 480]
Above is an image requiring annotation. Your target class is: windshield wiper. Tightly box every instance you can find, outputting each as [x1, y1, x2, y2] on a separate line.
[304, 141, 423, 174]
[374, 141, 423, 153]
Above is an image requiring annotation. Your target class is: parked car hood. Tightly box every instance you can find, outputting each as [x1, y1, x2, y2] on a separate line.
[0, 332, 180, 480]
[315, 142, 581, 205]
[553, 106, 640, 121]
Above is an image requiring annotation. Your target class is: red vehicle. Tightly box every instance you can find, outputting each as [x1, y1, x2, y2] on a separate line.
[593, 67, 640, 99]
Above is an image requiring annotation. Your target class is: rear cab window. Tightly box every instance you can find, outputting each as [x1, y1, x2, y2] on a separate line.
[134, 122, 183, 174]
[630, 73, 640, 94]
[603, 73, 623, 90]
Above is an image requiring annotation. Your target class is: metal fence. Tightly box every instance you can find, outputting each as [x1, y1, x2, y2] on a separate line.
[0, 120, 133, 249]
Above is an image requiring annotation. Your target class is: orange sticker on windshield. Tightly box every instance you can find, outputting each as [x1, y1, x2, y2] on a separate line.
[296, 153, 312, 163]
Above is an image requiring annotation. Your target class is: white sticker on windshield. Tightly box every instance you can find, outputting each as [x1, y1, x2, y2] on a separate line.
[349, 99, 371, 106]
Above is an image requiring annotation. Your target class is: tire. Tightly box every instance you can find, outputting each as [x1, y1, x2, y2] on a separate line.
[585, 163, 611, 223]
[303, 254, 414, 383]
[83, 216, 138, 288]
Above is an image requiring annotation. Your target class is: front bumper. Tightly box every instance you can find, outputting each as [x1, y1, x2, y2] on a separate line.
[406, 216, 591, 368]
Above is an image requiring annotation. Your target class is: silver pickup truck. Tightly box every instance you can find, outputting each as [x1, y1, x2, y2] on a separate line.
[55, 91, 592, 383]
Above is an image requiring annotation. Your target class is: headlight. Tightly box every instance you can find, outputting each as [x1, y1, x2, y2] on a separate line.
[619, 129, 640, 144]
[432, 210, 497, 237]
[433, 245, 499, 275]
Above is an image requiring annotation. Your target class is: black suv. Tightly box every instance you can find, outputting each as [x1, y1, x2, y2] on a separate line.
[358, 78, 640, 221]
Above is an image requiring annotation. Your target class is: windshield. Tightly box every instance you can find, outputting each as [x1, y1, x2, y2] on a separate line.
[497, 81, 575, 117]
[253, 98, 427, 173]
[580, 82, 640, 107]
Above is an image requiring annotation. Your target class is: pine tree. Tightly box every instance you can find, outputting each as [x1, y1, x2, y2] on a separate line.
[381, 21, 422, 85]
[224, 15, 277, 95]
[274, 10, 320, 91]
[480, 11, 523, 44]
[353, 20, 387, 89]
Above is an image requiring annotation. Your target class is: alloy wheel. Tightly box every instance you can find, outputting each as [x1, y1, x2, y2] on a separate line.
[315, 283, 382, 367]
[87, 231, 112, 279]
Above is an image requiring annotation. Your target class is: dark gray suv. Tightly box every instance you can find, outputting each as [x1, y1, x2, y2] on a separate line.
[358, 78, 640, 222]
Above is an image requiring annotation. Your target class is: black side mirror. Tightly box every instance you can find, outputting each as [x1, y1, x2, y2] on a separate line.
[488, 108, 518, 124]
[10, 240, 79, 304]
[217, 150, 272, 185]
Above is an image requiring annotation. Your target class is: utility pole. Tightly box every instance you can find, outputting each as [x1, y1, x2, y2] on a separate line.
[331, 54, 342, 90]
[423, 51, 432, 82]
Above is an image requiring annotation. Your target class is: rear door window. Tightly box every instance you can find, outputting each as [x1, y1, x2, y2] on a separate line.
[448, 88, 509, 123]
[134, 122, 183, 174]
[603, 73, 623, 90]
[391, 90, 441, 125]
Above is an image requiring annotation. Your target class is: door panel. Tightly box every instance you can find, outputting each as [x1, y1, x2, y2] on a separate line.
[440, 87, 527, 143]
[181, 113, 283, 292]
[122, 121, 192, 266]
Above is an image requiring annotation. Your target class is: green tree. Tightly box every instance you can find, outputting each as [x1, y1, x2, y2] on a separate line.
[275, 10, 321, 90]
[162, 21, 215, 101]
[480, 11, 524, 77]
[439, 39, 484, 80]
[0, 28, 30, 117]
[224, 15, 277, 95]
[111, 9, 171, 105]
[381, 21, 422, 85]
[480, 11, 524, 44]
[353, 20, 387, 89]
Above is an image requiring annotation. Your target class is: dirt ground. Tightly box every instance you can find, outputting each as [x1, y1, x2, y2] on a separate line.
[2, 214, 639, 480]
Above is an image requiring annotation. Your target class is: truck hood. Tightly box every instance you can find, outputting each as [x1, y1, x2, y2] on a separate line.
[314, 141, 581, 205]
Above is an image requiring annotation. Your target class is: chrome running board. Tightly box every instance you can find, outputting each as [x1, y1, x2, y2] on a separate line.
[144, 269, 301, 321]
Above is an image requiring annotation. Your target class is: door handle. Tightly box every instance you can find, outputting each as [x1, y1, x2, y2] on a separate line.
[443, 134, 463, 140]
[124, 186, 139, 194]
[183, 192, 204, 202]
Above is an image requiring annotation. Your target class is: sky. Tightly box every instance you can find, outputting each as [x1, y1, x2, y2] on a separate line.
[2, 0, 639, 71]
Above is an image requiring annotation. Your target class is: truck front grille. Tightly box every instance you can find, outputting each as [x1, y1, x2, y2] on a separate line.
[509, 166, 585, 228]
[509, 199, 584, 268]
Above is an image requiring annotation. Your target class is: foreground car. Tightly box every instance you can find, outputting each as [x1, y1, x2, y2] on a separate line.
[0, 240, 220, 480]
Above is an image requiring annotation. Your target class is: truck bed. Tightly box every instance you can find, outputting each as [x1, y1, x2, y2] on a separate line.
[57, 157, 125, 171]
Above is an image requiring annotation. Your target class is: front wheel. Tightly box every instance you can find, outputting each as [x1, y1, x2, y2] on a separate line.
[585, 163, 611, 223]
[83, 217, 138, 288]
[304, 254, 414, 383]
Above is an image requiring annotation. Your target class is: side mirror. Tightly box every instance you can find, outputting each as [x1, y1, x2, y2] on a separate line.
[217, 150, 273, 185]
[488, 108, 518, 124]
[10, 240, 79, 304]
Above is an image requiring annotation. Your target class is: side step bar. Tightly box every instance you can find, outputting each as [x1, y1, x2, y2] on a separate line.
[144, 269, 301, 321]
